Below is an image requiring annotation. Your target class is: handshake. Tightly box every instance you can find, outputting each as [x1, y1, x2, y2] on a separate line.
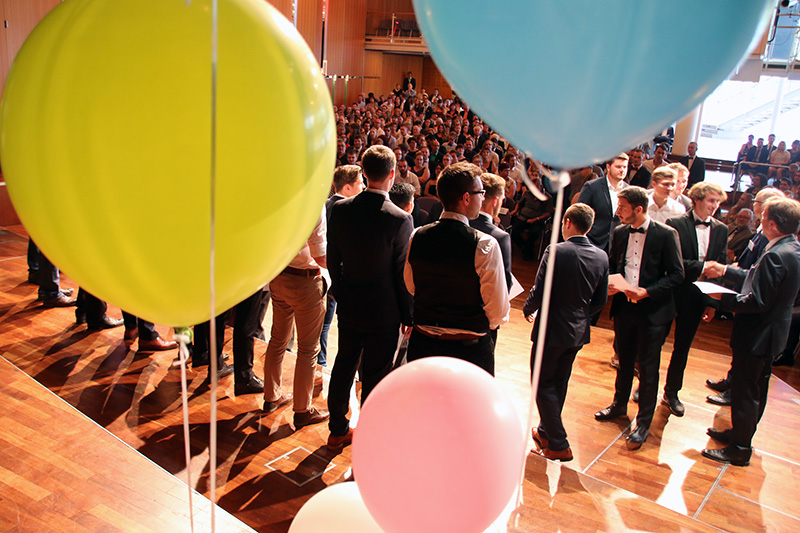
[702, 261, 727, 280]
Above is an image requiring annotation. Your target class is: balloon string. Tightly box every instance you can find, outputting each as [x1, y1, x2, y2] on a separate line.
[208, 0, 219, 531]
[176, 334, 196, 533]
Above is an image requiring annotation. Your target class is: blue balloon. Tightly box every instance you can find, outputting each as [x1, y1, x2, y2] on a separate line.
[413, 0, 772, 168]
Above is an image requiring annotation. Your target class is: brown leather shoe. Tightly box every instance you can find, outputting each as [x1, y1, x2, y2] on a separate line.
[263, 393, 293, 413]
[294, 407, 330, 429]
[124, 328, 139, 342]
[138, 337, 178, 351]
[532, 446, 573, 462]
[531, 428, 549, 452]
[41, 293, 77, 307]
[327, 428, 354, 452]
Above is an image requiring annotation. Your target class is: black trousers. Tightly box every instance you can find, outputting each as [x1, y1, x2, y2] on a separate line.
[76, 289, 107, 323]
[407, 328, 495, 376]
[232, 288, 269, 383]
[328, 323, 400, 436]
[194, 312, 231, 365]
[730, 348, 773, 448]
[121, 312, 159, 340]
[613, 304, 669, 430]
[533, 345, 581, 452]
[665, 287, 706, 395]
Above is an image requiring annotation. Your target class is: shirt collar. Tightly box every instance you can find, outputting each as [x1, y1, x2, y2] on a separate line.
[692, 211, 711, 224]
[366, 187, 389, 198]
[477, 211, 493, 223]
[441, 211, 470, 225]
[631, 217, 651, 232]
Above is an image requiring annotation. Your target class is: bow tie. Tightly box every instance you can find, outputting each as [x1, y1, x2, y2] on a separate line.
[629, 227, 645, 234]
[694, 219, 711, 227]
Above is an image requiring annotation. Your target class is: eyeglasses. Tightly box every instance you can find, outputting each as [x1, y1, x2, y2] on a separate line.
[467, 190, 486, 196]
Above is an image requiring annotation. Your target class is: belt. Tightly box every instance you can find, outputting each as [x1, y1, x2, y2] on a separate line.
[414, 325, 485, 341]
[282, 266, 321, 278]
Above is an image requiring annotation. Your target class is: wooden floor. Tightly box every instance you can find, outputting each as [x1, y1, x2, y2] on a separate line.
[2, 222, 800, 532]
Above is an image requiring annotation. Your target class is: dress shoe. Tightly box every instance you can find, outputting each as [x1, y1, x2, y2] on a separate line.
[594, 403, 627, 421]
[773, 352, 795, 367]
[632, 388, 639, 403]
[707, 427, 732, 444]
[263, 393, 293, 413]
[124, 328, 139, 342]
[707, 389, 731, 406]
[61, 288, 74, 297]
[702, 444, 752, 467]
[532, 446, 573, 462]
[294, 407, 330, 429]
[662, 393, 685, 417]
[215, 363, 234, 379]
[192, 352, 230, 368]
[531, 428, 549, 452]
[626, 426, 649, 450]
[27, 272, 39, 285]
[75, 311, 87, 325]
[327, 427, 354, 452]
[234, 375, 264, 396]
[87, 316, 124, 330]
[610, 355, 620, 369]
[138, 337, 178, 351]
[41, 293, 77, 308]
[705, 377, 730, 393]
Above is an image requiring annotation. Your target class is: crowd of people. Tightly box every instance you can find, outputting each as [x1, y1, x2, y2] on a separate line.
[29, 77, 800, 471]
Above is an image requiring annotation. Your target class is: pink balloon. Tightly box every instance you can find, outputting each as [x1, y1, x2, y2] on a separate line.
[352, 357, 526, 533]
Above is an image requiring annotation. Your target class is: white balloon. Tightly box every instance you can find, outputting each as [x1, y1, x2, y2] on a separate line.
[289, 482, 384, 533]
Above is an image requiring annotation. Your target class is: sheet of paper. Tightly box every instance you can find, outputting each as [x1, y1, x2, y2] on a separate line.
[608, 273, 632, 293]
[509, 275, 525, 301]
[693, 281, 738, 295]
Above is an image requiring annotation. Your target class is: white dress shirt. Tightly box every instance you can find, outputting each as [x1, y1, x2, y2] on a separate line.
[624, 218, 651, 289]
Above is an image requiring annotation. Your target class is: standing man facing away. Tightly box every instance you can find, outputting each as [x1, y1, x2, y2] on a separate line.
[524, 203, 609, 462]
[703, 197, 800, 466]
[594, 186, 684, 450]
[404, 162, 510, 375]
[662, 182, 727, 416]
[326, 145, 414, 452]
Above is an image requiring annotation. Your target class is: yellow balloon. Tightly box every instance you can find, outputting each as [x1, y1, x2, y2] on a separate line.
[0, 0, 335, 326]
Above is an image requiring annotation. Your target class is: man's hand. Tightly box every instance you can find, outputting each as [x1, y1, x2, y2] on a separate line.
[624, 287, 648, 302]
[608, 286, 620, 296]
[526, 314, 535, 323]
[702, 307, 716, 322]
[703, 261, 726, 279]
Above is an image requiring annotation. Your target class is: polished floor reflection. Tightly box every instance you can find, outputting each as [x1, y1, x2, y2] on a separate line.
[1, 224, 798, 532]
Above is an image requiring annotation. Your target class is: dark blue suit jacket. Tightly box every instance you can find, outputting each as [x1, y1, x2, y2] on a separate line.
[577, 178, 628, 252]
[469, 212, 513, 290]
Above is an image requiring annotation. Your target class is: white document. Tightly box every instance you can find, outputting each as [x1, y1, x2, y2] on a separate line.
[694, 281, 738, 295]
[509, 275, 525, 301]
[608, 273, 633, 293]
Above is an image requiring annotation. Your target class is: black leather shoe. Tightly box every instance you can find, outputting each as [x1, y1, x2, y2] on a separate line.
[41, 293, 77, 307]
[632, 388, 639, 403]
[662, 394, 685, 417]
[87, 316, 124, 330]
[773, 353, 795, 367]
[75, 311, 87, 325]
[234, 375, 264, 396]
[595, 403, 627, 421]
[192, 352, 230, 368]
[626, 426, 649, 450]
[707, 427, 732, 444]
[705, 377, 729, 393]
[702, 444, 751, 466]
[707, 389, 731, 406]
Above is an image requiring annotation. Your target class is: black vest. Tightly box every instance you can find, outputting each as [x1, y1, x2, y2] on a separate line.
[408, 219, 489, 332]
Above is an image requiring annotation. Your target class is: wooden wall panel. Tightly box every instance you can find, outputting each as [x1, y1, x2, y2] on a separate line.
[421, 56, 454, 99]
[362, 50, 383, 98]
[296, 0, 323, 63]
[326, 0, 366, 106]
[380, 53, 421, 98]
[265, 0, 292, 21]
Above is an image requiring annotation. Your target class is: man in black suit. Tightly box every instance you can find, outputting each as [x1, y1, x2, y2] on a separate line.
[681, 142, 706, 188]
[594, 186, 684, 450]
[703, 197, 800, 466]
[663, 182, 728, 416]
[470, 172, 513, 291]
[626, 148, 651, 189]
[404, 162, 510, 375]
[578, 153, 629, 253]
[702, 187, 785, 405]
[326, 145, 414, 451]
[524, 203, 608, 462]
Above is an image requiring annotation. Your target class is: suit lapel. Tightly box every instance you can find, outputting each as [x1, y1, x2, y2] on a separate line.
[683, 214, 699, 260]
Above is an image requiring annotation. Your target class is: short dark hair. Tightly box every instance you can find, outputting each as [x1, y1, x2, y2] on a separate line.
[617, 186, 649, 211]
[564, 203, 595, 234]
[389, 183, 415, 210]
[437, 162, 482, 210]
[361, 145, 396, 183]
[333, 165, 362, 192]
[480, 173, 505, 199]
[763, 197, 800, 235]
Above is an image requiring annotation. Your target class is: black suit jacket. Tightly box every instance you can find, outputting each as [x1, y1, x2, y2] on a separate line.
[523, 235, 609, 347]
[681, 155, 706, 187]
[577, 178, 628, 252]
[667, 211, 727, 308]
[721, 235, 800, 357]
[470, 212, 513, 290]
[325, 193, 346, 223]
[327, 190, 414, 330]
[628, 166, 651, 189]
[609, 220, 685, 325]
